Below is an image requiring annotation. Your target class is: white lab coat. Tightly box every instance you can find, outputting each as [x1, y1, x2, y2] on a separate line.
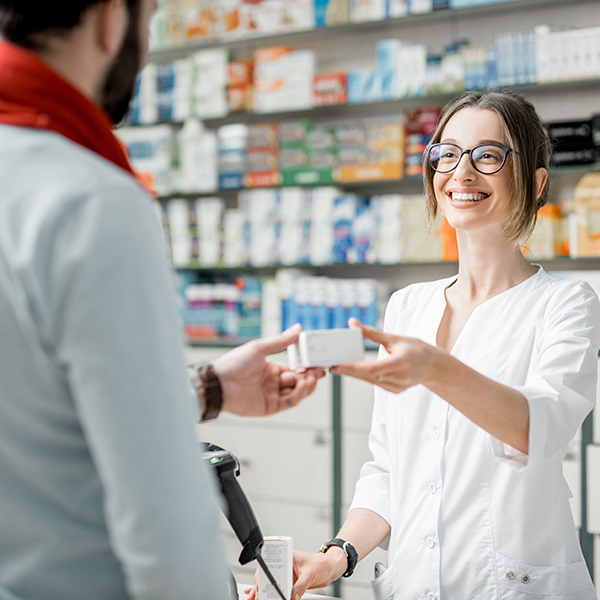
[351, 267, 600, 600]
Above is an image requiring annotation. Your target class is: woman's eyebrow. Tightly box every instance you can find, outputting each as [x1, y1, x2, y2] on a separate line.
[440, 138, 505, 146]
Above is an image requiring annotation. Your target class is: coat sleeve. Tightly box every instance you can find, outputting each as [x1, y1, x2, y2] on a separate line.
[492, 279, 600, 471]
[42, 182, 230, 600]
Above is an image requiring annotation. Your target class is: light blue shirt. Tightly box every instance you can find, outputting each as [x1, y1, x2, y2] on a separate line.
[0, 126, 229, 600]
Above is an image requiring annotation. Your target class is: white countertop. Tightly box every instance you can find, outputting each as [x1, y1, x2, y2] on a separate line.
[237, 583, 336, 600]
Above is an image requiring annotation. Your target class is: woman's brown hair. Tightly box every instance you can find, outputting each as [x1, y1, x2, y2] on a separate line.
[423, 89, 551, 243]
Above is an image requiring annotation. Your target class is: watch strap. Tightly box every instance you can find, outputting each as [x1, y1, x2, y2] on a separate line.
[319, 538, 358, 578]
[194, 363, 223, 421]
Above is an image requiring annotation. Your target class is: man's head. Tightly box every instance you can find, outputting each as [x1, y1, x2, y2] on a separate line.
[0, 0, 150, 124]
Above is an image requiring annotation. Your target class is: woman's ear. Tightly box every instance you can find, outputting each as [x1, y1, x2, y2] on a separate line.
[535, 167, 548, 201]
[94, 0, 128, 57]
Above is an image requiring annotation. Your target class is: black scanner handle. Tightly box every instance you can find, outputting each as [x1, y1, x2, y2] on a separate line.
[202, 443, 264, 565]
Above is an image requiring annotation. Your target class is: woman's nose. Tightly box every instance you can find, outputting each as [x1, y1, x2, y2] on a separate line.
[452, 153, 476, 181]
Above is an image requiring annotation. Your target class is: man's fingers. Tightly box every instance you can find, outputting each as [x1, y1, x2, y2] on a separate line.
[280, 368, 326, 389]
[255, 323, 302, 356]
[278, 376, 316, 410]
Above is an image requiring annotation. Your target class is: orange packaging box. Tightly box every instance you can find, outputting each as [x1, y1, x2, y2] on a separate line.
[244, 170, 280, 188]
[229, 59, 254, 87]
[334, 163, 403, 183]
[572, 172, 600, 257]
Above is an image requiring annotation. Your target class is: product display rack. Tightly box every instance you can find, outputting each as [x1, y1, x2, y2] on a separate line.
[152, 1, 600, 595]
[149, 0, 598, 60]
[156, 164, 597, 201]
[126, 78, 600, 129]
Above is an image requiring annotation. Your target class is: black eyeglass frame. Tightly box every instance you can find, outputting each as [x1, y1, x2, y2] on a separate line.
[426, 142, 513, 175]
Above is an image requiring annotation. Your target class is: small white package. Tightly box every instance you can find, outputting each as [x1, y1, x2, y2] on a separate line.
[287, 328, 364, 369]
[259, 536, 293, 600]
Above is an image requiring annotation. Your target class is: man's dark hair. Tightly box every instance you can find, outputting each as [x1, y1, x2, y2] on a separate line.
[0, 0, 137, 50]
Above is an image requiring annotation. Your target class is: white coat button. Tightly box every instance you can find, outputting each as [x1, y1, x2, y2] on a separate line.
[427, 593, 436, 600]
[428, 482, 437, 494]
[521, 575, 530, 584]
[506, 571, 516, 580]
[433, 427, 440, 441]
[426, 536, 435, 549]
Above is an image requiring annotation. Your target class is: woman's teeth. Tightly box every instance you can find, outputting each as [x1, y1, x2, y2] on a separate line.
[451, 192, 488, 202]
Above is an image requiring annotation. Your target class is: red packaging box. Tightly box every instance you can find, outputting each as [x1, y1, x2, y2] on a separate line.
[313, 72, 347, 107]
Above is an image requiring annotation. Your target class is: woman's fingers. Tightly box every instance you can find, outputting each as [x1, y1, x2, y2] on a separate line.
[348, 317, 397, 348]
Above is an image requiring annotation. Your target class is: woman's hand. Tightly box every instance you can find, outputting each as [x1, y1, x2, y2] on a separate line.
[333, 320, 530, 453]
[330, 318, 439, 393]
[243, 549, 346, 600]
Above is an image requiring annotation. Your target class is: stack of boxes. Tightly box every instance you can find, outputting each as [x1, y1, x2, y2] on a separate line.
[308, 187, 340, 265]
[571, 173, 600, 258]
[244, 123, 280, 188]
[278, 271, 385, 332]
[240, 189, 279, 266]
[128, 64, 158, 124]
[228, 59, 254, 112]
[376, 39, 427, 100]
[159, 189, 466, 268]
[156, 59, 193, 122]
[116, 125, 174, 195]
[165, 199, 197, 268]
[132, 25, 600, 131]
[334, 118, 405, 183]
[176, 120, 218, 193]
[218, 124, 248, 189]
[253, 47, 315, 113]
[278, 188, 311, 265]
[192, 48, 229, 119]
[195, 198, 224, 267]
[157, 0, 521, 50]
[404, 105, 442, 177]
[279, 121, 338, 186]
[222, 207, 247, 266]
[349, 0, 433, 22]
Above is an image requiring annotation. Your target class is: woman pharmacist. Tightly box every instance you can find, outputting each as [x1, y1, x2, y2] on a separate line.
[252, 90, 600, 599]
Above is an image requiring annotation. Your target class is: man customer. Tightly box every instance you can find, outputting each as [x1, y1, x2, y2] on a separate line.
[0, 1, 324, 599]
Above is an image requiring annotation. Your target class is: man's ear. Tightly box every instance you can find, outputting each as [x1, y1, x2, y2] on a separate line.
[93, 0, 128, 57]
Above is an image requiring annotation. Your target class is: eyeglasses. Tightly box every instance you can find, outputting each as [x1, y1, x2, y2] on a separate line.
[427, 143, 513, 175]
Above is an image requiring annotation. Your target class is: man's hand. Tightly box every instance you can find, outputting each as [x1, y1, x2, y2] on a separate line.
[212, 324, 326, 417]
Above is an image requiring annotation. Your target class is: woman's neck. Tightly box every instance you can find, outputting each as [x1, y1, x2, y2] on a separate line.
[452, 230, 538, 303]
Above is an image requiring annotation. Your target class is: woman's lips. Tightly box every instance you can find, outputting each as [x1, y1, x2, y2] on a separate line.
[447, 191, 490, 202]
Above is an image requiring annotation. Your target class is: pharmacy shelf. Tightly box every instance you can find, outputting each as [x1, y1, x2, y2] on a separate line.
[149, 0, 598, 61]
[124, 77, 600, 130]
[157, 176, 423, 201]
[174, 255, 600, 275]
[156, 163, 598, 202]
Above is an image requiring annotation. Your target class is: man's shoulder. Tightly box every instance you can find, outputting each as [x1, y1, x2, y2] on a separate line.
[0, 125, 142, 203]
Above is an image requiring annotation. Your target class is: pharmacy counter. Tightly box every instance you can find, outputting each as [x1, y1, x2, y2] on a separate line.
[237, 583, 336, 599]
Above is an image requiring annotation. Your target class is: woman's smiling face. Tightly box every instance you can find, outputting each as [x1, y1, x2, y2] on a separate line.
[433, 107, 515, 237]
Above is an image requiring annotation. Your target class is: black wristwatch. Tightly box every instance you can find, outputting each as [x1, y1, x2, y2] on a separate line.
[319, 538, 358, 578]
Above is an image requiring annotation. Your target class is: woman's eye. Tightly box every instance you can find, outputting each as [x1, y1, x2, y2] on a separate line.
[480, 152, 500, 162]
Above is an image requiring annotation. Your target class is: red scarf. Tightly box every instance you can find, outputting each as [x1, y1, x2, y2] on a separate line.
[0, 41, 134, 176]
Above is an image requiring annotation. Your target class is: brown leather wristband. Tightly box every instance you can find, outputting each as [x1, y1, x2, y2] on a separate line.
[192, 363, 223, 422]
